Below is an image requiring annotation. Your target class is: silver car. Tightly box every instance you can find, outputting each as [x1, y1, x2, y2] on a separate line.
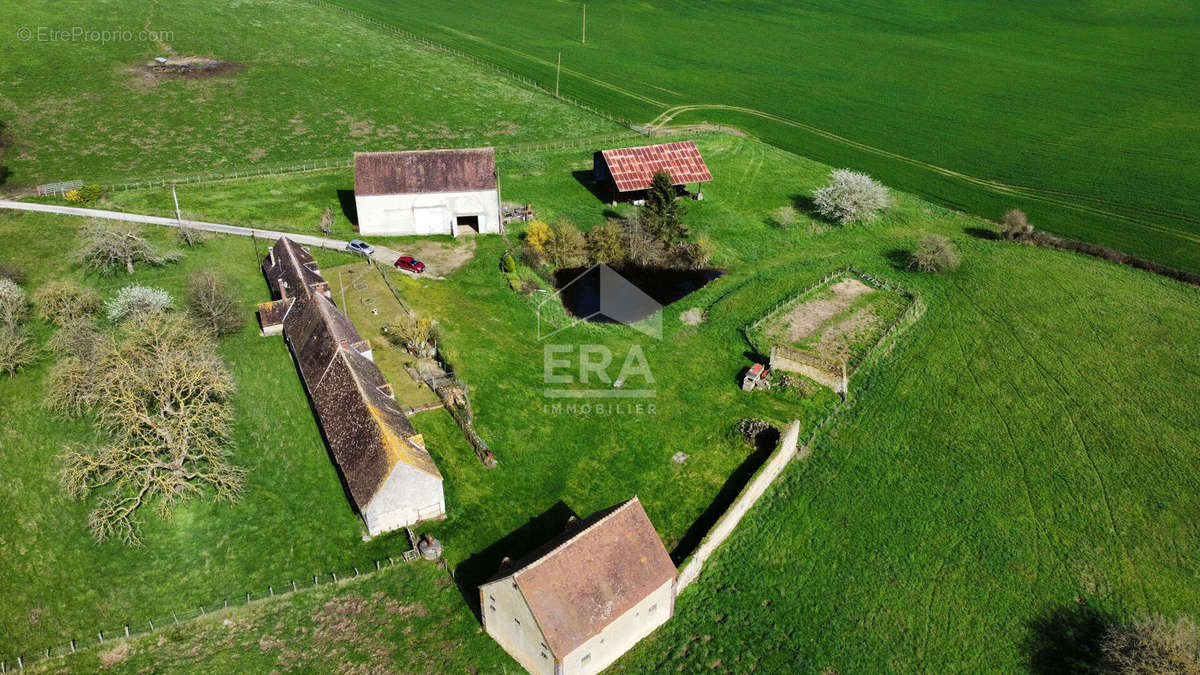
[346, 239, 374, 256]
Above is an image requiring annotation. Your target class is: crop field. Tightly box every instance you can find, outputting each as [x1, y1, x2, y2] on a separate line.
[0, 0, 621, 187]
[331, 0, 1200, 272]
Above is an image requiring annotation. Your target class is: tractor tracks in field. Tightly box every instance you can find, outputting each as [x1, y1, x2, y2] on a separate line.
[649, 104, 1200, 246]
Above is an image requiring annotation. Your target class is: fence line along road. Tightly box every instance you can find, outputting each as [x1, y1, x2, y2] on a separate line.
[0, 199, 351, 253]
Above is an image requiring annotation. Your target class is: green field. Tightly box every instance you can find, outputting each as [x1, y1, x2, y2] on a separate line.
[0, 0, 621, 186]
[329, 0, 1200, 272]
[13, 133, 1194, 671]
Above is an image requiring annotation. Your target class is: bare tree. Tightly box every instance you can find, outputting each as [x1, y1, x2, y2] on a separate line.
[622, 218, 664, 268]
[813, 169, 893, 224]
[0, 328, 36, 376]
[1103, 614, 1199, 674]
[910, 234, 961, 273]
[319, 206, 335, 236]
[74, 221, 173, 275]
[50, 314, 245, 544]
[999, 209, 1033, 241]
[187, 271, 244, 336]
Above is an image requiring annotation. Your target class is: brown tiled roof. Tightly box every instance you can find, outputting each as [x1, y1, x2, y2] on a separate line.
[257, 297, 293, 329]
[354, 148, 497, 196]
[263, 237, 327, 300]
[598, 140, 712, 193]
[265, 238, 441, 510]
[509, 498, 675, 657]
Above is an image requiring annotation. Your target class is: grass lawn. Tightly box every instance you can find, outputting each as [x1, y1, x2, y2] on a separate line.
[2, 132, 1198, 671]
[29, 562, 514, 673]
[0, 215, 416, 659]
[0, 0, 622, 187]
[329, 0, 1200, 272]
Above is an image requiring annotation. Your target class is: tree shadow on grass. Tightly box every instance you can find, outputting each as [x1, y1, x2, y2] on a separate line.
[884, 248, 912, 271]
[453, 501, 578, 622]
[964, 226, 998, 240]
[789, 193, 817, 214]
[1023, 603, 1114, 674]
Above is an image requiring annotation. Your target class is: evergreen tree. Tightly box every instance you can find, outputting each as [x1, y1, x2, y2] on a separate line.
[640, 170, 689, 243]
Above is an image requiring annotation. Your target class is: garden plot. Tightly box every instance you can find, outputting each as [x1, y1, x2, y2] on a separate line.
[751, 273, 911, 387]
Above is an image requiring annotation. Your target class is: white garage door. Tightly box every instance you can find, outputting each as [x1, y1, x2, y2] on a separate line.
[413, 206, 445, 235]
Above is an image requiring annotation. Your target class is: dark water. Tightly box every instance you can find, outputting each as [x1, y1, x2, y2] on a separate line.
[552, 264, 723, 323]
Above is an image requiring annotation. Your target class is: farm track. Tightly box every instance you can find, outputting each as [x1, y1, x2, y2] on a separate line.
[650, 105, 1200, 244]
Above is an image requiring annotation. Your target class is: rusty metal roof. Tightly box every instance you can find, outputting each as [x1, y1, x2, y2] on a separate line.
[354, 148, 497, 196]
[509, 498, 675, 657]
[598, 140, 712, 193]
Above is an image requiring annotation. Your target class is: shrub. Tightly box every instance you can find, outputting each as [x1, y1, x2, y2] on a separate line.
[910, 234, 961, 273]
[186, 271, 244, 336]
[771, 205, 798, 228]
[521, 242, 545, 268]
[999, 209, 1033, 240]
[105, 285, 173, 323]
[65, 184, 102, 205]
[668, 234, 715, 270]
[524, 221, 552, 257]
[0, 328, 36, 376]
[544, 222, 586, 268]
[1102, 614, 1199, 674]
[0, 261, 26, 285]
[812, 169, 893, 224]
[586, 220, 627, 264]
[46, 317, 103, 358]
[623, 219, 665, 268]
[318, 206, 335, 235]
[0, 277, 27, 331]
[385, 313, 438, 357]
[178, 224, 207, 248]
[34, 280, 101, 326]
[500, 252, 518, 274]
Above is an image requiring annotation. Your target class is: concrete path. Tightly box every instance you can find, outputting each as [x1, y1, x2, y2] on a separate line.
[0, 199, 424, 274]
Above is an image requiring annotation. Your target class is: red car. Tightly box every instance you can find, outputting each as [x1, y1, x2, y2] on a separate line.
[394, 256, 426, 273]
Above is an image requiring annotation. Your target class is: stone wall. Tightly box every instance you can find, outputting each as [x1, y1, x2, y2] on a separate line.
[675, 420, 801, 593]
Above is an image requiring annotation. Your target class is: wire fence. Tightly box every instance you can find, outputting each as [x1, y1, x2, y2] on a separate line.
[1, 530, 421, 673]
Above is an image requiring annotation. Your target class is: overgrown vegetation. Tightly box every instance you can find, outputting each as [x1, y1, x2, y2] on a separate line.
[1102, 614, 1200, 674]
[186, 271, 245, 337]
[33, 280, 101, 326]
[910, 233, 961, 273]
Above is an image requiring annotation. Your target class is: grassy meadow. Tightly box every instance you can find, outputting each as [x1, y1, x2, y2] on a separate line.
[1, 129, 1197, 670]
[332, 0, 1200, 272]
[0, 0, 621, 187]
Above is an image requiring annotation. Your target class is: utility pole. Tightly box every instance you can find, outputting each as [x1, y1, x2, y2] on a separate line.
[555, 51, 561, 98]
[582, 4, 587, 45]
[172, 184, 194, 248]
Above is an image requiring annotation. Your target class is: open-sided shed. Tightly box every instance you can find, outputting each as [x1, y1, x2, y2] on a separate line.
[593, 140, 713, 204]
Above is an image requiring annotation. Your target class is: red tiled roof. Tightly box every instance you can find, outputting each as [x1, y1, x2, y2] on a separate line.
[599, 140, 712, 193]
[509, 498, 675, 657]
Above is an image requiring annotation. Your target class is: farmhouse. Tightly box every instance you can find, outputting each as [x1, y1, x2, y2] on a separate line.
[480, 498, 675, 675]
[257, 237, 445, 535]
[592, 140, 712, 204]
[354, 148, 502, 236]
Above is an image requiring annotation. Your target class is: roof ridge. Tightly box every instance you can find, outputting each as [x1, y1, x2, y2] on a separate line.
[512, 498, 640, 580]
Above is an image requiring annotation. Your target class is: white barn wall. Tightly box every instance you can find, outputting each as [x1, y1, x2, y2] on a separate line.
[356, 189, 500, 236]
[560, 579, 674, 675]
[362, 464, 445, 535]
[480, 575, 556, 675]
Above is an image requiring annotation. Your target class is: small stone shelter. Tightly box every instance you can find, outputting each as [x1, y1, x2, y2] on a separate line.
[480, 498, 675, 674]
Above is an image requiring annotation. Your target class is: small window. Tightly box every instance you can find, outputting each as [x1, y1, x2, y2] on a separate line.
[541, 652, 548, 660]
[488, 605, 495, 612]
[581, 654, 591, 665]
[514, 618, 521, 626]
[488, 595, 495, 603]
[648, 603, 658, 615]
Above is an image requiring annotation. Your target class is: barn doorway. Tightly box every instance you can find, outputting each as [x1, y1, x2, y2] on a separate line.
[456, 215, 480, 235]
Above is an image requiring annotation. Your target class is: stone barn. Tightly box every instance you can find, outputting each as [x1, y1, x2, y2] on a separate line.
[257, 237, 446, 535]
[592, 140, 712, 204]
[480, 498, 675, 675]
[354, 148, 502, 236]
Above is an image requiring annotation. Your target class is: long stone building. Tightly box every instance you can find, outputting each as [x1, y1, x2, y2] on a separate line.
[480, 498, 675, 674]
[257, 237, 445, 535]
